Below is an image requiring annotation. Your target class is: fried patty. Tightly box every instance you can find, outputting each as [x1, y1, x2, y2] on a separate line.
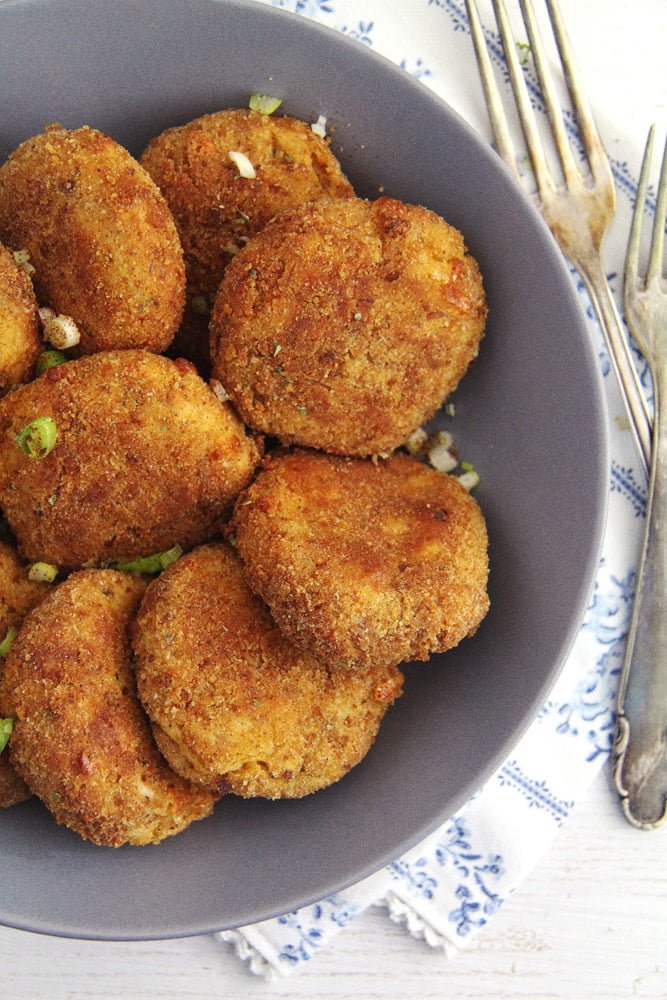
[0, 350, 262, 568]
[140, 108, 354, 370]
[0, 569, 216, 846]
[230, 450, 490, 670]
[211, 196, 487, 455]
[0, 124, 185, 354]
[0, 753, 30, 808]
[0, 540, 53, 807]
[0, 241, 41, 396]
[132, 542, 403, 798]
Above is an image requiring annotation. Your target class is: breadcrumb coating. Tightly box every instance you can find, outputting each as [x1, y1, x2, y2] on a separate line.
[140, 108, 354, 370]
[0, 540, 52, 807]
[132, 543, 403, 798]
[0, 350, 262, 568]
[0, 124, 185, 355]
[211, 196, 487, 455]
[0, 241, 41, 395]
[0, 569, 216, 846]
[231, 450, 490, 670]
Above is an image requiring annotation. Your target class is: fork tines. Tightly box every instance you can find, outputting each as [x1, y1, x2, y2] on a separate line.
[465, 0, 654, 471]
[626, 126, 667, 303]
[466, 0, 609, 193]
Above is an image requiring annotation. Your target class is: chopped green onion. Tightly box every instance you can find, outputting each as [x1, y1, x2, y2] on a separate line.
[311, 115, 327, 138]
[457, 468, 480, 492]
[404, 426, 428, 455]
[428, 434, 457, 474]
[45, 313, 80, 349]
[38, 306, 56, 329]
[0, 625, 18, 658]
[114, 545, 183, 575]
[36, 350, 67, 375]
[15, 417, 58, 460]
[0, 718, 13, 754]
[28, 562, 58, 583]
[210, 379, 230, 403]
[249, 93, 282, 115]
[12, 249, 35, 276]
[228, 150, 256, 179]
[516, 41, 531, 65]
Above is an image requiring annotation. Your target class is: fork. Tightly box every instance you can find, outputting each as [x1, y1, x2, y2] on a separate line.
[464, 0, 652, 475]
[613, 127, 667, 829]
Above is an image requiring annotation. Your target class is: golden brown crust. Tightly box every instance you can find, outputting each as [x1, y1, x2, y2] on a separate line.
[231, 450, 490, 670]
[0, 751, 31, 807]
[0, 241, 41, 395]
[0, 539, 52, 637]
[0, 540, 53, 807]
[0, 124, 185, 354]
[211, 196, 487, 455]
[132, 543, 403, 798]
[0, 350, 262, 568]
[140, 108, 354, 370]
[0, 569, 216, 845]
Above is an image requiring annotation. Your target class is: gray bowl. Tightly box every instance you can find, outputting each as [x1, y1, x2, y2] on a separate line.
[0, 0, 608, 940]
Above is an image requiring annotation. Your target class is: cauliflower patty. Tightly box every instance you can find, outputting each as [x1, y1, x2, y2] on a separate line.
[211, 196, 487, 455]
[0, 540, 53, 807]
[0, 569, 217, 846]
[132, 542, 403, 798]
[0, 242, 41, 396]
[0, 350, 262, 568]
[230, 450, 490, 670]
[0, 124, 185, 355]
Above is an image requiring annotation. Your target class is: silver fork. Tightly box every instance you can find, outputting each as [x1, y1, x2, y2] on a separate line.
[613, 127, 667, 829]
[465, 0, 652, 475]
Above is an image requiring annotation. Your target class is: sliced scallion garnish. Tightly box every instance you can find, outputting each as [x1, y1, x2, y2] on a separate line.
[0, 718, 13, 754]
[0, 625, 18, 658]
[35, 350, 67, 375]
[15, 416, 58, 460]
[249, 93, 282, 115]
[28, 562, 58, 583]
[114, 545, 183, 575]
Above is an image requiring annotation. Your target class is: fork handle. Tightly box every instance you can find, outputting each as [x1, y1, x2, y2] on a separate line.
[614, 360, 667, 828]
[582, 261, 652, 475]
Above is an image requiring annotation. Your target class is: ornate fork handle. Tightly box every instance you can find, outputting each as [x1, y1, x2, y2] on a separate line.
[614, 357, 667, 828]
[613, 127, 667, 829]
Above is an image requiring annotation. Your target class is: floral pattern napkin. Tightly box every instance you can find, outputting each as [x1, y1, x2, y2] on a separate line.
[218, 0, 651, 977]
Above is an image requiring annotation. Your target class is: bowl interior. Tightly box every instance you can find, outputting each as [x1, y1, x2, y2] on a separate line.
[0, 0, 608, 940]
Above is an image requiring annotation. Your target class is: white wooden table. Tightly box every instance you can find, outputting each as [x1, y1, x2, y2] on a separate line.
[2, 1, 667, 996]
